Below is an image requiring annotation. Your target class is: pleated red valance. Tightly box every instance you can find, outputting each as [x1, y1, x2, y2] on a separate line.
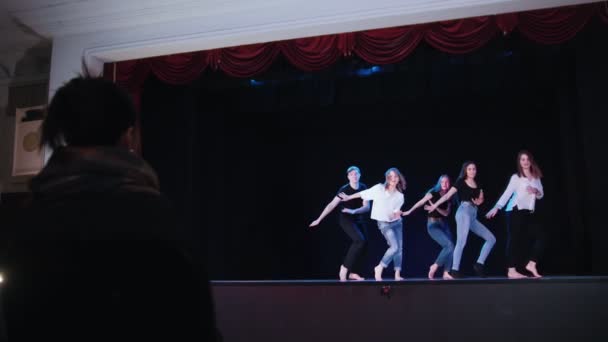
[104, 2, 607, 155]
[106, 2, 606, 91]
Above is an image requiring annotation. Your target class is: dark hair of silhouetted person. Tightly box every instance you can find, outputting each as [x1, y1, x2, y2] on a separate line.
[40, 76, 136, 149]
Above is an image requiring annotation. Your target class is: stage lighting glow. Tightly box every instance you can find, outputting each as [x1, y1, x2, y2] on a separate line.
[0, 273, 4, 284]
[355, 65, 383, 77]
[250, 79, 265, 86]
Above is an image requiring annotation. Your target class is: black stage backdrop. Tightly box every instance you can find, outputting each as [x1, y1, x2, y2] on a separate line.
[140, 21, 608, 280]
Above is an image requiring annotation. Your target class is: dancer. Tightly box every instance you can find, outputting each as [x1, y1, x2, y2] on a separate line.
[427, 162, 496, 278]
[402, 175, 455, 280]
[310, 166, 370, 281]
[339, 168, 406, 281]
[486, 150, 544, 278]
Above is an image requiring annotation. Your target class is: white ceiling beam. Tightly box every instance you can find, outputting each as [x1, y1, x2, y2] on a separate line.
[7, 0, 600, 39]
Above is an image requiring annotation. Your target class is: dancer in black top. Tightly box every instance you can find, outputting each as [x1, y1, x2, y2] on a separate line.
[403, 175, 455, 280]
[310, 166, 370, 281]
[427, 162, 496, 278]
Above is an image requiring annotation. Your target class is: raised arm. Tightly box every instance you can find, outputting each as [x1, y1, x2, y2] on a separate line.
[402, 193, 433, 216]
[309, 196, 341, 227]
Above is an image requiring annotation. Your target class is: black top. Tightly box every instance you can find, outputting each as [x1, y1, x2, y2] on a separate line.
[454, 178, 482, 203]
[337, 182, 368, 218]
[428, 190, 451, 219]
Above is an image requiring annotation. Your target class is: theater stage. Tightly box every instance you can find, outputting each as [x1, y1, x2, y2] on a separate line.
[212, 276, 607, 342]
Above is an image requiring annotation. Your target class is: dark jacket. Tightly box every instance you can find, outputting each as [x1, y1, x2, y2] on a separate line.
[1, 146, 217, 341]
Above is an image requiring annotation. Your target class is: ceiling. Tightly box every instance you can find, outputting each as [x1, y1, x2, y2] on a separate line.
[0, 0, 602, 82]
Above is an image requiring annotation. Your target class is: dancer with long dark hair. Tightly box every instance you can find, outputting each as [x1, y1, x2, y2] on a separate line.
[402, 175, 455, 280]
[486, 150, 544, 278]
[310, 166, 370, 281]
[427, 162, 496, 278]
[339, 168, 406, 281]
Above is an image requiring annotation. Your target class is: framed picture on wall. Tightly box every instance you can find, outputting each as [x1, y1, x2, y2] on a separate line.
[12, 106, 45, 176]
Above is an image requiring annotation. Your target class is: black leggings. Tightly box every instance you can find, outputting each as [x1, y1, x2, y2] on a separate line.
[339, 214, 368, 272]
[506, 208, 545, 268]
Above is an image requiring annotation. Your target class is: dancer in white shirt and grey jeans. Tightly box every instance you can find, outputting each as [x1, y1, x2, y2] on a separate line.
[339, 168, 406, 281]
[486, 150, 544, 278]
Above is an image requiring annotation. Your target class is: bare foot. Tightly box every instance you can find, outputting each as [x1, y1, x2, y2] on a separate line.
[374, 265, 384, 281]
[348, 273, 365, 281]
[526, 261, 542, 278]
[394, 270, 405, 281]
[339, 265, 348, 282]
[507, 268, 528, 279]
[442, 271, 453, 280]
[428, 263, 439, 279]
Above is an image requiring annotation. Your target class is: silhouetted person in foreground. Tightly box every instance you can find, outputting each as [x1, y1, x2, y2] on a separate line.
[1, 76, 218, 341]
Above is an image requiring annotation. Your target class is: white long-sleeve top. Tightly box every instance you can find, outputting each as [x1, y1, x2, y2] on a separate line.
[494, 174, 544, 212]
[359, 183, 404, 222]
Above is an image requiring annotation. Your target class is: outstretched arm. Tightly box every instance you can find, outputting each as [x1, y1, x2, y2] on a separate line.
[402, 193, 433, 216]
[487, 176, 517, 219]
[338, 191, 362, 201]
[343, 200, 370, 215]
[310, 197, 341, 227]
[427, 200, 451, 217]
[426, 187, 458, 213]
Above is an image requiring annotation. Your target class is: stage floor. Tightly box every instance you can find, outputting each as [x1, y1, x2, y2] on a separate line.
[211, 275, 608, 342]
[212, 275, 608, 285]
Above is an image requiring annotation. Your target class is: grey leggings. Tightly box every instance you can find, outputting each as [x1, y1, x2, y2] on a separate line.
[452, 202, 496, 271]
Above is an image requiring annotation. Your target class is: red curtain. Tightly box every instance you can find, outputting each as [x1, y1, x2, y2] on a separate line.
[517, 4, 597, 44]
[148, 53, 209, 84]
[108, 3, 607, 92]
[213, 44, 280, 78]
[424, 16, 498, 54]
[279, 35, 348, 71]
[103, 2, 607, 154]
[354, 27, 423, 64]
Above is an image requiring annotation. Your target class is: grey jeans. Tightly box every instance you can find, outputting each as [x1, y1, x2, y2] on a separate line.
[377, 219, 403, 271]
[452, 202, 496, 271]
